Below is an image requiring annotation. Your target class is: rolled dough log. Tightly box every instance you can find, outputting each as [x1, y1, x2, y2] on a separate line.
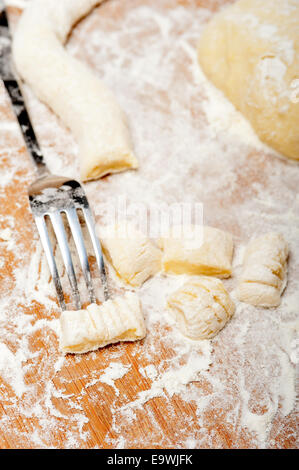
[59, 292, 146, 354]
[198, 0, 299, 161]
[13, 0, 138, 180]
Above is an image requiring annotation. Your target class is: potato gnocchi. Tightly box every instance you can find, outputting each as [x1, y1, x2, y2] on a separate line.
[237, 232, 288, 307]
[167, 276, 235, 340]
[59, 292, 146, 354]
[101, 224, 161, 287]
[160, 225, 233, 278]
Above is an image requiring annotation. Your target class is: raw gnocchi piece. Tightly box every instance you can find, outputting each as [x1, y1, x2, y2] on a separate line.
[59, 292, 146, 354]
[167, 276, 235, 340]
[13, 0, 138, 181]
[101, 224, 162, 287]
[160, 225, 233, 278]
[237, 232, 288, 307]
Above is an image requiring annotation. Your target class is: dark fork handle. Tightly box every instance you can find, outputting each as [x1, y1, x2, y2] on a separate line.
[4, 80, 49, 176]
[1, 3, 48, 176]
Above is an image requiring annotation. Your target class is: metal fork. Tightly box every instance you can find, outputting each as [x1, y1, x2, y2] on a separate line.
[1, 4, 109, 310]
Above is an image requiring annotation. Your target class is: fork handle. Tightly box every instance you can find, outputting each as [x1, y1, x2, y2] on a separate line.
[4, 79, 49, 177]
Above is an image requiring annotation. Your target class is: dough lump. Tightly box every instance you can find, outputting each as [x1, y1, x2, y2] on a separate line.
[160, 225, 233, 278]
[237, 232, 288, 307]
[60, 292, 146, 353]
[101, 224, 161, 287]
[167, 276, 235, 340]
[198, 0, 299, 161]
[13, 0, 138, 180]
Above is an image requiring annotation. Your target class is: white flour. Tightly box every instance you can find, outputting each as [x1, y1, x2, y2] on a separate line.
[97, 362, 131, 396]
[0, 343, 27, 397]
[0, 0, 298, 449]
[125, 340, 212, 407]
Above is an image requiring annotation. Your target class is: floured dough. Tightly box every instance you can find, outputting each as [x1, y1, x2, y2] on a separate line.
[60, 292, 146, 353]
[198, 0, 299, 160]
[237, 232, 288, 307]
[101, 223, 161, 287]
[160, 225, 233, 278]
[13, 0, 138, 180]
[167, 276, 235, 340]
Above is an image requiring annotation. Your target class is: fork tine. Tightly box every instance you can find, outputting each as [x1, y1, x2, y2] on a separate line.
[82, 207, 109, 301]
[64, 207, 96, 304]
[49, 211, 81, 310]
[34, 215, 66, 310]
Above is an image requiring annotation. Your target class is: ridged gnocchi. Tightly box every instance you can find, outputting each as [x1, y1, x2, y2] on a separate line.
[101, 224, 161, 287]
[59, 292, 146, 354]
[237, 233, 288, 307]
[160, 225, 233, 278]
[167, 276, 235, 340]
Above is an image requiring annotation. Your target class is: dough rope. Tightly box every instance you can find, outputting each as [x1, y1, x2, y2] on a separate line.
[13, 0, 138, 181]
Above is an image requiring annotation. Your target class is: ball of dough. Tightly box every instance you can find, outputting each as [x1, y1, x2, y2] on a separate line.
[167, 276, 235, 340]
[101, 223, 162, 287]
[237, 232, 288, 307]
[198, 0, 299, 160]
[160, 225, 233, 278]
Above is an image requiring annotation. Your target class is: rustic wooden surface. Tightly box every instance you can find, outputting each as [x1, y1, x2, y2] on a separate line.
[0, 0, 297, 449]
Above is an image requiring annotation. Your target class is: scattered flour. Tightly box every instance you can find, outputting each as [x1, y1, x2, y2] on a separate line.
[98, 362, 131, 396]
[0, 228, 12, 241]
[0, 343, 27, 397]
[139, 364, 158, 381]
[125, 341, 212, 408]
